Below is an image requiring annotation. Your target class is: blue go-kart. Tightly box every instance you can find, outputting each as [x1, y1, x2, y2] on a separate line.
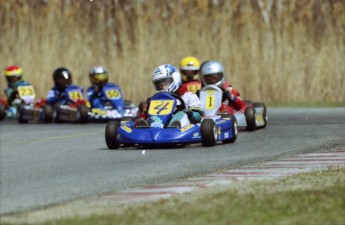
[88, 83, 139, 122]
[105, 91, 238, 149]
[52, 85, 89, 123]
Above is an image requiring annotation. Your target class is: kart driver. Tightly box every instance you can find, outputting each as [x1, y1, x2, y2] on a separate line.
[86, 65, 124, 109]
[46, 67, 82, 105]
[4, 65, 32, 106]
[199, 60, 246, 113]
[179, 56, 202, 94]
[136, 64, 203, 128]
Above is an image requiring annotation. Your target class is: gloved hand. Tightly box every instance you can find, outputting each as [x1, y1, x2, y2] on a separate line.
[185, 110, 202, 123]
[222, 90, 235, 102]
[7, 90, 18, 105]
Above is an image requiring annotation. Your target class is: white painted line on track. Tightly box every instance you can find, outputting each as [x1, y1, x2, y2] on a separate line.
[1, 150, 344, 224]
[94, 150, 345, 203]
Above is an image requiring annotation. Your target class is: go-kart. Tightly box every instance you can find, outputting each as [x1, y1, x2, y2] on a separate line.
[199, 84, 267, 131]
[0, 98, 7, 121]
[52, 85, 88, 123]
[4, 85, 53, 123]
[241, 100, 267, 131]
[105, 91, 238, 149]
[88, 83, 138, 122]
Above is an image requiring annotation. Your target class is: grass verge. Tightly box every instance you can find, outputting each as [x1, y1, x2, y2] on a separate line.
[25, 166, 344, 225]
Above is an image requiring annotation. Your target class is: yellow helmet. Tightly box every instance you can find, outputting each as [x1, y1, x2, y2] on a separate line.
[179, 56, 200, 82]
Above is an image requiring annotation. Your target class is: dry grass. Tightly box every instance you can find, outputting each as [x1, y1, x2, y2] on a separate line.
[1, 0, 344, 104]
[2, 166, 343, 225]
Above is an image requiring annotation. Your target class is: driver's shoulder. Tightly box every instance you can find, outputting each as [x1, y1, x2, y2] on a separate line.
[18, 81, 32, 86]
[180, 91, 198, 103]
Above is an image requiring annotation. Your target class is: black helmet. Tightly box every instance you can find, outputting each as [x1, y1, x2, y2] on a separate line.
[53, 67, 72, 92]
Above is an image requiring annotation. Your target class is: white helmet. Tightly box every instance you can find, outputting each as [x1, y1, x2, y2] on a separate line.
[199, 60, 225, 87]
[152, 64, 182, 93]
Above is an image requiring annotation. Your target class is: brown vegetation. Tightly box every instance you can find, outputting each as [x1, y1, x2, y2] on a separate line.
[1, 0, 344, 104]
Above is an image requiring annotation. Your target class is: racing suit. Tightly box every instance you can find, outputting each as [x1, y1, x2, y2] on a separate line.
[140, 83, 204, 127]
[86, 83, 124, 110]
[219, 80, 246, 113]
[4, 80, 32, 106]
[46, 85, 84, 105]
[183, 79, 202, 94]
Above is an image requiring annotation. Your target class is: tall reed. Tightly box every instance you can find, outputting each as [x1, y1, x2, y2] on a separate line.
[1, 0, 344, 104]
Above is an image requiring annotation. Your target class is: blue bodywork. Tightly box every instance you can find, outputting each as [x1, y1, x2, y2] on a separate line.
[113, 92, 236, 146]
[87, 83, 138, 121]
[53, 85, 87, 122]
[87, 83, 124, 111]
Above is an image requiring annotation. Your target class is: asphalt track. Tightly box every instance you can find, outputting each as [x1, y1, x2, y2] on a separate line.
[1, 107, 344, 215]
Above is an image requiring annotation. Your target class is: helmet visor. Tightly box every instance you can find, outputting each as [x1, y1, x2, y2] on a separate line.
[56, 77, 72, 89]
[6, 76, 20, 84]
[203, 73, 223, 85]
[181, 69, 198, 76]
[91, 73, 108, 84]
[153, 77, 173, 91]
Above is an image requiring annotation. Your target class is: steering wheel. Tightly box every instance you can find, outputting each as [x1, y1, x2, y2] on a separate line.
[170, 93, 186, 112]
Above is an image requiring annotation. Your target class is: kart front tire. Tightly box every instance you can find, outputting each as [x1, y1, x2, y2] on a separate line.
[105, 120, 121, 149]
[53, 103, 62, 123]
[201, 119, 217, 147]
[43, 105, 53, 123]
[245, 106, 256, 131]
[77, 105, 88, 124]
[17, 104, 28, 124]
[222, 115, 238, 144]
[0, 104, 6, 121]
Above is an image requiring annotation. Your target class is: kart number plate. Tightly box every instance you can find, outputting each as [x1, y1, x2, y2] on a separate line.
[149, 100, 174, 115]
[105, 89, 121, 99]
[205, 90, 215, 110]
[18, 86, 35, 98]
[187, 84, 201, 93]
[68, 91, 84, 101]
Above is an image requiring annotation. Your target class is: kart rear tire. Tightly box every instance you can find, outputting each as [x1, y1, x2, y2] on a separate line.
[222, 115, 238, 144]
[124, 99, 132, 108]
[43, 104, 53, 123]
[105, 120, 121, 149]
[77, 105, 88, 124]
[253, 102, 267, 128]
[201, 119, 217, 147]
[53, 103, 62, 123]
[245, 106, 256, 131]
[0, 104, 6, 121]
